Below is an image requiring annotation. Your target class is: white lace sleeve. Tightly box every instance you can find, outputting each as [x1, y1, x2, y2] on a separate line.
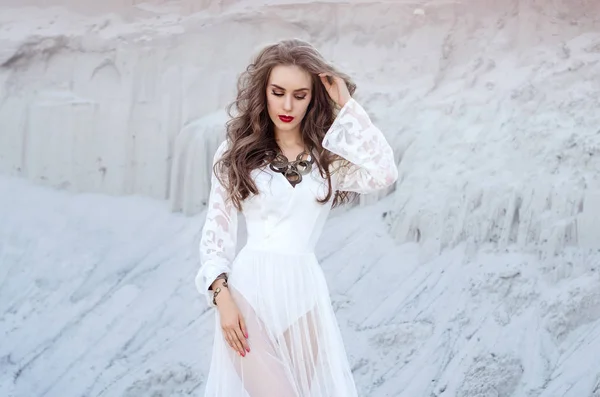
[322, 98, 398, 194]
[195, 140, 238, 308]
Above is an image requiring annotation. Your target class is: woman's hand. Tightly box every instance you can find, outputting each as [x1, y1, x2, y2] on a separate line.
[319, 73, 351, 108]
[216, 290, 250, 357]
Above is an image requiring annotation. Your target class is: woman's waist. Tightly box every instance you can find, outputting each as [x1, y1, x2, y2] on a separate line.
[243, 234, 317, 254]
[244, 218, 323, 250]
[235, 244, 318, 261]
[237, 241, 316, 259]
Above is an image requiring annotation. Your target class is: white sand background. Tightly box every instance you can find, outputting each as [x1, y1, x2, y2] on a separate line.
[1, 0, 600, 396]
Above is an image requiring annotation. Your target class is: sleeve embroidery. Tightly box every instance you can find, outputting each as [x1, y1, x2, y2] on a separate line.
[195, 140, 238, 308]
[322, 98, 398, 194]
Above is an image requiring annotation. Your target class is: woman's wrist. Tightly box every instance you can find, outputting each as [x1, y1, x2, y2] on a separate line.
[211, 273, 230, 306]
[210, 278, 227, 290]
[214, 286, 232, 307]
[209, 273, 228, 290]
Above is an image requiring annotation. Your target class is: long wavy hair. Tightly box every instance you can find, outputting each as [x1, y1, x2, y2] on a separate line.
[215, 39, 358, 211]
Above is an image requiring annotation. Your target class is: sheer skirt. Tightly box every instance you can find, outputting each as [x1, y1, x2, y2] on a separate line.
[202, 248, 358, 397]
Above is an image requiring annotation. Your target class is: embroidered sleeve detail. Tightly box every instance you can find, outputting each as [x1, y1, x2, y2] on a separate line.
[322, 98, 398, 194]
[195, 140, 238, 307]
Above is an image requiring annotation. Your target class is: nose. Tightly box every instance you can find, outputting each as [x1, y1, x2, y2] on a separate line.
[283, 94, 293, 112]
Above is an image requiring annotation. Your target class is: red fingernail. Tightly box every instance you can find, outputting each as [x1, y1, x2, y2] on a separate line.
[246, 348, 250, 353]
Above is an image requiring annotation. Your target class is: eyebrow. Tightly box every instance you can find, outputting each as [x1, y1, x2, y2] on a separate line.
[270, 84, 310, 92]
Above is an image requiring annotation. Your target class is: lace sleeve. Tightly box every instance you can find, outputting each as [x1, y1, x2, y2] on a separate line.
[195, 140, 238, 308]
[322, 98, 398, 194]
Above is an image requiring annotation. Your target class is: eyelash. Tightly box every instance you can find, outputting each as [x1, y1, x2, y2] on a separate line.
[272, 91, 306, 100]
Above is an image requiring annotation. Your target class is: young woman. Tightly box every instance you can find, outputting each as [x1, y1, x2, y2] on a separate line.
[196, 39, 398, 396]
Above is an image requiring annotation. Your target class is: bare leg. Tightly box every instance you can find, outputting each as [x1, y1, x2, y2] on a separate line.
[281, 309, 321, 396]
[226, 286, 300, 397]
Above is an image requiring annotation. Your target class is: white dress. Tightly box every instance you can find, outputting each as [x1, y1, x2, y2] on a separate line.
[196, 98, 398, 397]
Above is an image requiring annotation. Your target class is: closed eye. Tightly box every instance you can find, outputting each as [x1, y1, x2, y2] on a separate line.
[271, 91, 307, 100]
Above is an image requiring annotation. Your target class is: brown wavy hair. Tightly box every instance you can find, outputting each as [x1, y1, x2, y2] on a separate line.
[215, 39, 358, 211]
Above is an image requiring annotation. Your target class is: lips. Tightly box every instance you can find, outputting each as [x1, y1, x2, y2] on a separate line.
[278, 115, 294, 123]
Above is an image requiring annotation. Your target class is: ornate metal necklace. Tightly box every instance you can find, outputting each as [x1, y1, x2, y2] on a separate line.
[268, 149, 314, 188]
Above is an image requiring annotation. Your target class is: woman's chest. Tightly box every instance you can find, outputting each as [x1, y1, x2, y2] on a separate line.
[242, 165, 331, 218]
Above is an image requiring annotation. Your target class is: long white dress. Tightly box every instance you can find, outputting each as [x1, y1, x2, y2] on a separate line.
[196, 98, 398, 397]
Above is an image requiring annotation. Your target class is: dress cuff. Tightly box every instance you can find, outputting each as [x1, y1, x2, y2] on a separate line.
[196, 264, 230, 308]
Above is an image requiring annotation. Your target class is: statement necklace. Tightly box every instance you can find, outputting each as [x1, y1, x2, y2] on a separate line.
[268, 149, 314, 188]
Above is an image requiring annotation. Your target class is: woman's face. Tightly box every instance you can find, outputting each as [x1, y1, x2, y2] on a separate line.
[266, 64, 313, 135]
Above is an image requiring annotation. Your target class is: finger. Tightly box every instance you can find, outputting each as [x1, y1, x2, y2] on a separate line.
[239, 316, 249, 339]
[320, 73, 337, 84]
[333, 75, 344, 84]
[234, 325, 250, 354]
[226, 330, 238, 353]
[230, 329, 245, 356]
[319, 74, 331, 87]
[222, 328, 233, 345]
[225, 328, 241, 355]
[223, 330, 234, 350]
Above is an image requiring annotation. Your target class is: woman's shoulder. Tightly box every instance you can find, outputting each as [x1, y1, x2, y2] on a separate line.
[213, 139, 232, 162]
[217, 139, 231, 153]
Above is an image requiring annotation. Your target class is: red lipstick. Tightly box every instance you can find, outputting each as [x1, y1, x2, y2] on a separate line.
[278, 115, 294, 123]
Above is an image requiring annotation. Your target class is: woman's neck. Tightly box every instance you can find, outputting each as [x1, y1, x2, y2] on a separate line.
[274, 129, 304, 151]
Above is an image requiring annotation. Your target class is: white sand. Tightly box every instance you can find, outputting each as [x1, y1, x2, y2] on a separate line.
[1, 1, 599, 396]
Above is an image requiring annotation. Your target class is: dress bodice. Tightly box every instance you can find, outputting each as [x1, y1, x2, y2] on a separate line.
[242, 163, 333, 254]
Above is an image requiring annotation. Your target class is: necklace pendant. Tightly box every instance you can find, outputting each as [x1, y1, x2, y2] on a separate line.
[268, 147, 314, 187]
[284, 168, 302, 188]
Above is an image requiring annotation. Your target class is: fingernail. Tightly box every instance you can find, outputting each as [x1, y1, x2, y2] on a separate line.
[245, 333, 249, 338]
[246, 347, 250, 353]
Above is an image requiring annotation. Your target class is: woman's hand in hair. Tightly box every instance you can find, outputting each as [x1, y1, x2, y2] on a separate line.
[318, 73, 352, 108]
